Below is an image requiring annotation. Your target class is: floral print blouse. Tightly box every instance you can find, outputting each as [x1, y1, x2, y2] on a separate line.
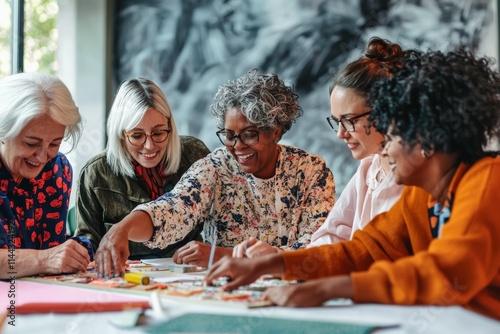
[137, 145, 335, 250]
[0, 153, 72, 249]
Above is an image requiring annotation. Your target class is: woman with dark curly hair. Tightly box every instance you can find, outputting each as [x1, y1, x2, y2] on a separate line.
[205, 49, 500, 320]
[95, 70, 335, 275]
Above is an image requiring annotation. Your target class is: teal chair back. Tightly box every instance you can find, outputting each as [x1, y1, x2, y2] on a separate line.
[66, 207, 76, 236]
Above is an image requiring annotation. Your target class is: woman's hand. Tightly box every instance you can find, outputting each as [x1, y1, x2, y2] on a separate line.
[94, 211, 154, 278]
[263, 276, 353, 307]
[233, 237, 280, 258]
[204, 252, 285, 291]
[40, 239, 90, 274]
[173, 241, 232, 267]
[94, 223, 130, 278]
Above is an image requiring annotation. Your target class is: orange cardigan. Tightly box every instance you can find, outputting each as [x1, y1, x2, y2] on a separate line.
[282, 157, 500, 319]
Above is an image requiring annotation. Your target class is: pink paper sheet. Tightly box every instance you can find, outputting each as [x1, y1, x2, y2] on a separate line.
[1, 280, 146, 310]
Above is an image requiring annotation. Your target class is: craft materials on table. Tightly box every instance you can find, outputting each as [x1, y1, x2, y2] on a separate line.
[20, 264, 294, 308]
[168, 263, 198, 273]
[134, 258, 203, 272]
[124, 272, 151, 285]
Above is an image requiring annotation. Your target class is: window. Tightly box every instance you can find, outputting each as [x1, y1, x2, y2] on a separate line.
[0, 0, 11, 76]
[0, 0, 58, 76]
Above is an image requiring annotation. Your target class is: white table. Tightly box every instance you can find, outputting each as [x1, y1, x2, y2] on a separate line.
[2, 260, 499, 334]
[3, 294, 500, 334]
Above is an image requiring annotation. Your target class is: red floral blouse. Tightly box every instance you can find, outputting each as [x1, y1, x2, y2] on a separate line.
[0, 153, 72, 249]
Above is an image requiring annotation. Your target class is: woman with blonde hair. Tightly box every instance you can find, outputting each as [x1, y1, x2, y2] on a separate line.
[75, 77, 210, 259]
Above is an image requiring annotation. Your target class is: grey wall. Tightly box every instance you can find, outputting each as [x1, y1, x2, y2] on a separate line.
[58, 0, 111, 206]
[113, 0, 496, 195]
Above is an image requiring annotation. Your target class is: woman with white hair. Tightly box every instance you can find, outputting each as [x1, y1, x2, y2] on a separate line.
[0, 72, 91, 278]
[75, 77, 210, 259]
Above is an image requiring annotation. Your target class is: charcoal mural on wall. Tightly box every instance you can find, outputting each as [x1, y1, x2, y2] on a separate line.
[114, 0, 494, 195]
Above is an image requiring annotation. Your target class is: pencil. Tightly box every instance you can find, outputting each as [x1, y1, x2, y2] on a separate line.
[207, 204, 217, 269]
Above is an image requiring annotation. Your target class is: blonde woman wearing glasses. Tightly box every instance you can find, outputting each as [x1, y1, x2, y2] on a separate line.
[94, 70, 335, 276]
[74, 78, 210, 259]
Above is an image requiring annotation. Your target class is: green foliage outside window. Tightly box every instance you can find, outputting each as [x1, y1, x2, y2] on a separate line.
[0, 0, 58, 77]
[0, 0, 11, 76]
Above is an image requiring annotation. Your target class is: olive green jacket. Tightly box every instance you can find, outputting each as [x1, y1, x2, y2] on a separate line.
[74, 136, 211, 259]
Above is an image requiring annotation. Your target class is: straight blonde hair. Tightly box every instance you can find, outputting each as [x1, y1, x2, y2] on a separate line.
[106, 77, 181, 177]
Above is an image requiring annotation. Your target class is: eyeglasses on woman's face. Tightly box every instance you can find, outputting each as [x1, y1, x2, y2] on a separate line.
[216, 129, 261, 147]
[124, 129, 171, 146]
[326, 111, 371, 133]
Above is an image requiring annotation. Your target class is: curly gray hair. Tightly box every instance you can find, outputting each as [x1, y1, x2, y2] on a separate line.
[210, 69, 303, 136]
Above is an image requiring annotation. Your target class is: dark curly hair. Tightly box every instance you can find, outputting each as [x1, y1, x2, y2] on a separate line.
[329, 37, 420, 96]
[210, 69, 303, 136]
[369, 48, 500, 164]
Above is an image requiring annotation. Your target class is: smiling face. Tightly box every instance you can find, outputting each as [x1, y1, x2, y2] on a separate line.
[0, 114, 65, 181]
[224, 107, 280, 179]
[124, 108, 170, 168]
[381, 127, 427, 186]
[330, 86, 384, 160]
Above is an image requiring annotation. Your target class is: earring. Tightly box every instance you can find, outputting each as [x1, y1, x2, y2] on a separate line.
[421, 149, 429, 158]
[274, 138, 279, 143]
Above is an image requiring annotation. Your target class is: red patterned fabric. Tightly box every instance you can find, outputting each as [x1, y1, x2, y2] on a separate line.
[0, 153, 72, 249]
[132, 161, 167, 200]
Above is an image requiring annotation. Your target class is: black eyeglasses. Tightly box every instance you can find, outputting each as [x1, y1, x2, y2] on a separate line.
[216, 129, 261, 147]
[124, 129, 171, 146]
[326, 111, 371, 133]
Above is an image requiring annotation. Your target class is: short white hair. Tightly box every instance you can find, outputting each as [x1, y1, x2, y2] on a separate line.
[106, 77, 181, 177]
[0, 72, 81, 150]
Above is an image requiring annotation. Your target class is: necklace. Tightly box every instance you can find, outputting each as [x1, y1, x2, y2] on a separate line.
[15, 176, 23, 184]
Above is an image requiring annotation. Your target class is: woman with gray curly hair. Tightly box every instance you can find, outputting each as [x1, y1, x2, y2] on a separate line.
[95, 69, 335, 275]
